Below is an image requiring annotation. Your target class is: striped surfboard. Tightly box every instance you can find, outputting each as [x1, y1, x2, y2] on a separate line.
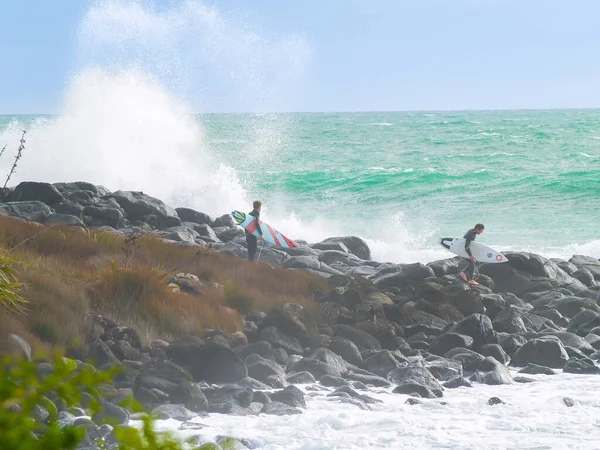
[231, 210, 297, 249]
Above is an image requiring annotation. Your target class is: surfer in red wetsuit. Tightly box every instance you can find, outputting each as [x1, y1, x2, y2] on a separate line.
[246, 200, 264, 261]
[459, 223, 485, 285]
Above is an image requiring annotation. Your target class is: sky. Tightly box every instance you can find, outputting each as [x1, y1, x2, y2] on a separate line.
[1, 0, 600, 113]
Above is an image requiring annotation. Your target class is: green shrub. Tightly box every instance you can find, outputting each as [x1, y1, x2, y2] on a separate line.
[0, 351, 241, 449]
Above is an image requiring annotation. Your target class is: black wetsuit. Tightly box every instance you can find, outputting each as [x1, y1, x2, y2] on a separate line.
[246, 209, 263, 261]
[463, 228, 477, 280]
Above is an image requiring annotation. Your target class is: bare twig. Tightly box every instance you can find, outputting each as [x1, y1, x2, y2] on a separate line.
[3, 130, 26, 188]
[0, 144, 6, 160]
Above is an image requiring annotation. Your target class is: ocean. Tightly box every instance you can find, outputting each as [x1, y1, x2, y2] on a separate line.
[1, 109, 599, 264]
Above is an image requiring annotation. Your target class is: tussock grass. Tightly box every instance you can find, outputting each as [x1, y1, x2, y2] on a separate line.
[0, 215, 326, 352]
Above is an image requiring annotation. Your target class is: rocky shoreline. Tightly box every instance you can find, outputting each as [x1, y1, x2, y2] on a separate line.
[2, 181, 600, 449]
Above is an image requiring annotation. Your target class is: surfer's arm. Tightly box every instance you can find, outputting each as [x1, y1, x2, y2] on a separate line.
[254, 212, 263, 236]
[464, 232, 474, 257]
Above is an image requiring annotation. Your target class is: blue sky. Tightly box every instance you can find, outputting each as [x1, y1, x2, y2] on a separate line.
[1, 0, 600, 113]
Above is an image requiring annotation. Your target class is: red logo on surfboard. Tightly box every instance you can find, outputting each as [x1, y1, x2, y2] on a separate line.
[496, 255, 503, 261]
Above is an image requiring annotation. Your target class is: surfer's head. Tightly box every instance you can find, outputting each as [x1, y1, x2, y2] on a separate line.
[474, 223, 485, 234]
[253, 200, 262, 211]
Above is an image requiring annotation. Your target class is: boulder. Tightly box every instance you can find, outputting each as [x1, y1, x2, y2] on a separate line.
[12, 181, 64, 205]
[328, 337, 363, 366]
[331, 325, 381, 351]
[260, 303, 320, 347]
[371, 263, 436, 289]
[0, 201, 52, 222]
[313, 236, 371, 260]
[511, 337, 569, 369]
[245, 354, 285, 384]
[258, 326, 304, 355]
[175, 207, 211, 225]
[361, 350, 401, 378]
[469, 357, 513, 385]
[104, 191, 180, 229]
[166, 341, 248, 383]
[388, 362, 444, 398]
[430, 333, 474, 356]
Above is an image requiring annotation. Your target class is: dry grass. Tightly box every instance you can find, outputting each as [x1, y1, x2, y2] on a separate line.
[0, 216, 327, 352]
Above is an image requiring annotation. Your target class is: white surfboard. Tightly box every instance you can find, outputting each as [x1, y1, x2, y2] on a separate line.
[440, 237, 508, 263]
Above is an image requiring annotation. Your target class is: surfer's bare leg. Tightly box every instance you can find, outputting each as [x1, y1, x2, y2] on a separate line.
[459, 271, 468, 282]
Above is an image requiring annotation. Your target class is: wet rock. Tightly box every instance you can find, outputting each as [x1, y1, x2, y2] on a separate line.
[444, 348, 486, 373]
[319, 375, 350, 387]
[470, 357, 513, 385]
[512, 337, 569, 368]
[328, 337, 364, 366]
[286, 371, 316, 384]
[152, 404, 196, 421]
[487, 397, 504, 406]
[166, 341, 247, 383]
[423, 358, 463, 382]
[480, 344, 510, 365]
[269, 385, 306, 408]
[258, 326, 304, 355]
[562, 358, 600, 374]
[388, 361, 443, 398]
[331, 324, 381, 351]
[563, 397, 575, 407]
[261, 401, 302, 416]
[443, 377, 472, 389]
[361, 350, 402, 378]
[513, 376, 535, 383]
[405, 398, 422, 405]
[430, 333, 474, 356]
[518, 363, 556, 375]
[245, 354, 285, 384]
[343, 371, 391, 387]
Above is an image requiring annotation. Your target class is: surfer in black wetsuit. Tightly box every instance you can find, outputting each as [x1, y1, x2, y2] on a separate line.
[459, 223, 485, 285]
[246, 200, 264, 261]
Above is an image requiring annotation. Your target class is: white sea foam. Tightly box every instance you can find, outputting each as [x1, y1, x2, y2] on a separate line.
[139, 371, 600, 449]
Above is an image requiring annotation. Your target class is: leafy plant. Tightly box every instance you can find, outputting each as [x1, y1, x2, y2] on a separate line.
[0, 350, 241, 449]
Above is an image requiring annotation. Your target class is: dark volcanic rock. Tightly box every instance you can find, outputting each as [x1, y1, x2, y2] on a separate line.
[371, 263, 436, 290]
[511, 337, 569, 369]
[0, 201, 52, 222]
[166, 341, 247, 383]
[388, 362, 444, 398]
[175, 207, 211, 225]
[245, 354, 285, 384]
[563, 358, 600, 374]
[314, 236, 372, 260]
[331, 325, 381, 351]
[258, 326, 304, 355]
[430, 333, 474, 356]
[260, 303, 320, 347]
[328, 337, 363, 366]
[518, 363, 556, 375]
[469, 357, 513, 385]
[13, 181, 64, 204]
[104, 190, 180, 229]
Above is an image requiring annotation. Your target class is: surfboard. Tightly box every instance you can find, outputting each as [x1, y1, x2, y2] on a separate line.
[231, 210, 297, 249]
[440, 237, 508, 263]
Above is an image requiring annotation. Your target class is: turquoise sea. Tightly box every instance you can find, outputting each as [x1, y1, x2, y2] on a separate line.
[1, 109, 599, 263]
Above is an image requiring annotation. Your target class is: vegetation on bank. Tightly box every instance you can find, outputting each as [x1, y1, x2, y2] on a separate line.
[0, 215, 326, 355]
[0, 213, 328, 449]
[0, 350, 241, 449]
